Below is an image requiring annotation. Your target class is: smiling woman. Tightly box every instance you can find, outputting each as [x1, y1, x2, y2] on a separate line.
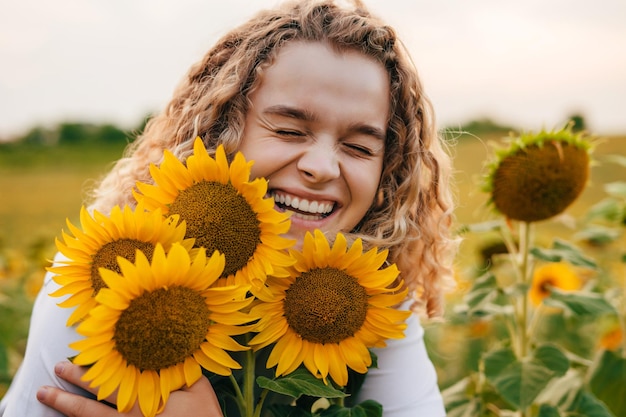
[0, 1, 457, 416]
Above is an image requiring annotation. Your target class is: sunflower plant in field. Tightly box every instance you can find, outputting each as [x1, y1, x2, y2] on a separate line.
[52, 137, 408, 417]
[444, 126, 619, 417]
[575, 154, 626, 417]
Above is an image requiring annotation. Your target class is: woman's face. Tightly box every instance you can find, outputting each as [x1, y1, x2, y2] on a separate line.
[239, 41, 390, 245]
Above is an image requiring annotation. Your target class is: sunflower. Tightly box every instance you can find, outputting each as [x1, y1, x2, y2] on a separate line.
[134, 137, 294, 291]
[248, 230, 410, 387]
[599, 326, 623, 351]
[529, 262, 582, 306]
[49, 202, 192, 326]
[70, 243, 254, 417]
[483, 126, 593, 222]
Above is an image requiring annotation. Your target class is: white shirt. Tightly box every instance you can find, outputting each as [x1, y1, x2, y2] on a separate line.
[0, 254, 446, 416]
[354, 301, 446, 416]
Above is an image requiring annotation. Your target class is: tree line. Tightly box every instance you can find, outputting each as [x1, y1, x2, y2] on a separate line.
[2, 114, 587, 148]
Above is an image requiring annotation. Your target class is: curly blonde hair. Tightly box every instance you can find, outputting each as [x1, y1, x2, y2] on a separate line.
[88, 0, 457, 318]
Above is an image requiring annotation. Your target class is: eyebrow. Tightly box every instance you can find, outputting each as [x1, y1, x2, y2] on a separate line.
[263, 105, 316, 122]
[263, 104, 386, 142]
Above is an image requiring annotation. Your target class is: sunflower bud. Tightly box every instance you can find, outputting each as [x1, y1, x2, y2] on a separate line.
[483, 126, 593, 222]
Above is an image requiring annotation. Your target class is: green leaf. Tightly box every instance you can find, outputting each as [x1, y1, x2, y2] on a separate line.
[319, 400, 382, 417]
[533, 344, 570, 377]
[586, 198, 625, 223]
[605, 181, 626, 199]
[568, 390, 616, 417]
[589, 349, 626, 417]
[257, 369, 347, 400]
[351, 400, 383, 417]
[537, 404, 561, 417]
[445, 399, 482, 417]
[457, 220, 504, 234]
[483, 345, 570, 410]
[530, 239, 597, 269]
[266, 403, 313, 417]
[483, 348, 517, 381]
[464, 272, 499, 310]
[544, 289, 616, 318]
[573, 225, 621, 245]
[492, 360, 552, 410]
[442, 380, 483, 417]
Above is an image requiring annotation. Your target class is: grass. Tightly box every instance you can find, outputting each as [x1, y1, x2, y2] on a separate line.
[0, 142, 128, 252]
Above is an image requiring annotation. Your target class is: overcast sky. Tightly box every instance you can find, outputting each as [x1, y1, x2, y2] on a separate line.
[1, 0, 626, 140]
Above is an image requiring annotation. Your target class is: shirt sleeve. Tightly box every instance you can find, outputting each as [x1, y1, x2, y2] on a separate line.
[353, 300, 446, 417]
[0, 253, 93, 417]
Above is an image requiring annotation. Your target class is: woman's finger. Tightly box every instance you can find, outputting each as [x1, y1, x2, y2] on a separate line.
[53, 361, 90, 390]
[37, 385, 120, 417]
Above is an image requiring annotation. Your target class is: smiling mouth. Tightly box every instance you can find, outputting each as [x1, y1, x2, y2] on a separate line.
[270, 191, 335, 220]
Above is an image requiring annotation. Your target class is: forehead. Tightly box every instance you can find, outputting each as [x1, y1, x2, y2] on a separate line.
[250, 41, 390, 114]
[254, 41, 384, 82]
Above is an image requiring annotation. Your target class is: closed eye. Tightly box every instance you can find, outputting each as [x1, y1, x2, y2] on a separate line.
[275, 130, 306, 137]
[344, 143, 375, 157]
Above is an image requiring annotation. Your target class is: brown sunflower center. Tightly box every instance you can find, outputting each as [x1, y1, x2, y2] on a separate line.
[539, 277, 556, 296]
[113, 286, 210, 371]
[90, 239, 155, 295]
[283, 267, 368, 344]
[492, 141, 589, 222]
[168, 181, 261, 277]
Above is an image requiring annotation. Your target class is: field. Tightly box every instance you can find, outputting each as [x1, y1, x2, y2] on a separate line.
[1, 133, 625, 414]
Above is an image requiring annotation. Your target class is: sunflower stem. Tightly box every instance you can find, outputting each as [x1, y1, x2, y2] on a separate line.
[518, 221, 534, 417]
[229, 374, 247, 417]
[518, 221, 533, 359]
[244, 347, 256, 417]
[620, 272, 626, 355]
[253, 389, 269, 417]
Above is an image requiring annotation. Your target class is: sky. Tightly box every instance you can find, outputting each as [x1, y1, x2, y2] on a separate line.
[1, 0, 626, 141]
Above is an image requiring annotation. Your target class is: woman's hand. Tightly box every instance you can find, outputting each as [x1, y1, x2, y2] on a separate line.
[37, 361, 223, 417]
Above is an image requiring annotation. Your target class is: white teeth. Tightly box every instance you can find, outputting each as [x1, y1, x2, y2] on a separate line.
[272, 192, 334, 215]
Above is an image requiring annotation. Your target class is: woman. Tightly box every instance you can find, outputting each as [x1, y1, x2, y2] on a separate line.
[0, 1, 457, 416]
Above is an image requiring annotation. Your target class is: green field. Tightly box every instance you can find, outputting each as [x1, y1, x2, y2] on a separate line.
[0, 142, 128, 253]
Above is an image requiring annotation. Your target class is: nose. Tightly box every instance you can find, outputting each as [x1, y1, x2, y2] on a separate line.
[297, 140, 340, 183]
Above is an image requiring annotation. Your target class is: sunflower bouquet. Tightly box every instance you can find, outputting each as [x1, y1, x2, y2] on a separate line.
[49, 137, 410, 417]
